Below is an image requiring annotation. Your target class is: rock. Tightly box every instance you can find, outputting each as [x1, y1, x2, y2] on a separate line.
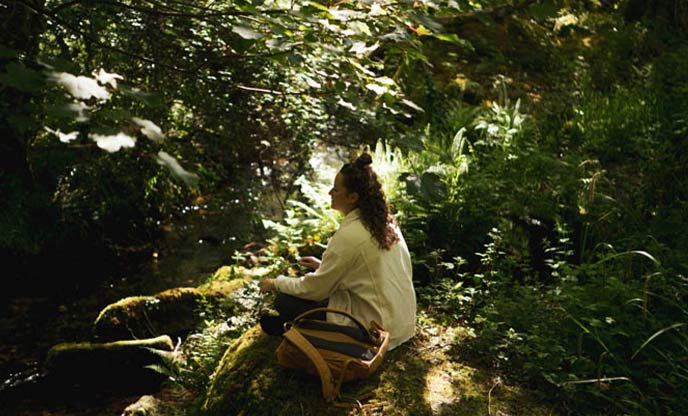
[121, 395, 161, 416]
[202, 325, 282, 415]
[200, 325, 386, 415]
[93, 275, 252, 341]
[45, 335, 174, 392]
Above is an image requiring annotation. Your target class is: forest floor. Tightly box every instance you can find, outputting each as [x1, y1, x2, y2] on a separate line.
[174, 270, 561, 416]
[207, 310, 560, 416]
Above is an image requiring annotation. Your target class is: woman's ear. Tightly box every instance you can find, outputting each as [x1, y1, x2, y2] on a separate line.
[347, 192, 359, 206]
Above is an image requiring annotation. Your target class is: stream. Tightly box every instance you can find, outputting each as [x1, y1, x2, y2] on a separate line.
[0, 192, 259, 416]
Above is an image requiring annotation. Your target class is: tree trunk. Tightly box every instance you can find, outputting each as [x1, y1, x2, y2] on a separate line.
[0, 0, 46, 190]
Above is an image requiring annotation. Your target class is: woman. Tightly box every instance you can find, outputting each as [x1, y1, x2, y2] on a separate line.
[259, 153, 416, 350]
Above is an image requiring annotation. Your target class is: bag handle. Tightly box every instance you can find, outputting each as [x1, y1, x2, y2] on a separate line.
[283, 327, 338, 401]
[291, 307, 382, 345]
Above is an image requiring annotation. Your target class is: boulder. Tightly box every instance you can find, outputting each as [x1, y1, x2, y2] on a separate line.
[202, 325, 348, 415]
[94, 275, 252, 341]
[121, 395, 162, 416]
[45, 335, 174, 392]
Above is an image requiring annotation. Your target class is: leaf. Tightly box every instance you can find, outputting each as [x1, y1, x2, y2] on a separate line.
[0, 62, 45, 92]
[132, 117, 165, 142]
[44, 127, 79, 143]
[451, 127, 467, 158]
[50, 71, 111, 100]
[595, 250, 661, 266]
[89, 132, 136, 152]
[307, 1, 331, 14]
[433, 33, 472, 50]
[632, 323, 686, 360]
[156, 151, 199, 187]
[365, 83, 388, 95]
[415, 25, 432, 36]
[232, 26, 264, 40]
[401, 98, 424, 112]
[287, 199, 323, 218]
[93, 68, 123, 89]
[121, 86, 165, 107]
[349, 41, 379, 56]
[337, 99, 357, 111]
[48, 101, 91, 122]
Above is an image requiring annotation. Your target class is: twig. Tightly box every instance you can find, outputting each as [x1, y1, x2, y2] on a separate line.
[487, 378, 501, 416]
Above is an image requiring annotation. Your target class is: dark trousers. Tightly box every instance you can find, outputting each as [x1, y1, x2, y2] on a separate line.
[274, 293, 328, 321]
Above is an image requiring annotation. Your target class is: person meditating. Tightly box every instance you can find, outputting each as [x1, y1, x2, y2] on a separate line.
[259, 153, 416, 350]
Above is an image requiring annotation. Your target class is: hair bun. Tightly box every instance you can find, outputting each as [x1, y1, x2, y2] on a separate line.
[354, 153, 373, 168]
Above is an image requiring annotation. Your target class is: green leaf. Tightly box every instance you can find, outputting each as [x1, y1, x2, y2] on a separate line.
[365, 83, 388, 95]
[433, 33, 473, 50]
[232, 26, 264, 40]
[632, 323, 687, 360]
[120, 85, 165, 107]
[307, 1, 332, 14]
[401, 98, 424, 112]
[595, 250, 661, 266]
[0, 62, 45, 92]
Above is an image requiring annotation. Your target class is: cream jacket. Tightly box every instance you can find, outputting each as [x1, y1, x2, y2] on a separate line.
[274, 209, 416, 350]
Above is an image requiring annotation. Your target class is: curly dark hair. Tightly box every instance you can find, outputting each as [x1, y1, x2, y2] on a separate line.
[340, 153, 399, 250]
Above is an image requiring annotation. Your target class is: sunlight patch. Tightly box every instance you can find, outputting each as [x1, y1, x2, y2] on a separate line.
[89, 132, 136, 152]
[50, 72, 110, 101]
[156, 151, 199, 186]
[94, 68, 123, 89]
[67, 101, 91, 122]
[424, 366, 458, 412]
[132, 117, 165, 142]
[44, 126, 78, 143]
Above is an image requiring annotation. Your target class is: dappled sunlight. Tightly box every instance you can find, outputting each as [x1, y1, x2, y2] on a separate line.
[93, 68, 123, 89]
[132, 117, 165, 142]
[423, 365, 459, 413]
[50, 71, 111, 101]
[88, 132, 136, 152]
[44, 127, 78, 143]
[155, 151, 199, 187]
[66, 101, 91, 122]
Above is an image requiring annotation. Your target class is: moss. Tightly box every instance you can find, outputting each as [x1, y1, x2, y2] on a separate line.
[207, 265, 272, 284]
[48, 335, 174, 356]
[203, 325, 346, 416]
[45, 335, 174, 392]
[199, 319, 559, 416]
[93, 276, 252, 341]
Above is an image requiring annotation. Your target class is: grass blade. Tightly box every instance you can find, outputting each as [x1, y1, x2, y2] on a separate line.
[632, 323, 687, 360]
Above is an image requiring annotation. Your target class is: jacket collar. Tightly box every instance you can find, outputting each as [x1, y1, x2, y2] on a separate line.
[340, 208, 361, 226]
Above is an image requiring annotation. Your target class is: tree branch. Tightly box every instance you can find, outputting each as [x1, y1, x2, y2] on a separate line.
[18, 0, 337, 97]
[435, 0, 540, 27]
[20, 0, 194, 73]
[49, 0, 289, 20]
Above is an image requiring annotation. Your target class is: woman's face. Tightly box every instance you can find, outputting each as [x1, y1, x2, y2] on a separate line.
[329, 172, 358, 215]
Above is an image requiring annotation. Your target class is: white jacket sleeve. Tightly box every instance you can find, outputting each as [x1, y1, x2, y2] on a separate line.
[273, 245, 349, 301]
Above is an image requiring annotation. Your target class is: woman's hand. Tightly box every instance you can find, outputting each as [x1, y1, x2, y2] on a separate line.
[299, 256, 321, 271]
[259, 278, 277, 294]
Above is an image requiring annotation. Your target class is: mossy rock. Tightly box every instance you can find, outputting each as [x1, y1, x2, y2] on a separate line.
[200, 323, 558, 416]
[93, 275, 251, 341]
[202, 325, 334, 415]
[122, 395, 162, 416]
[45, 335, 174, 392]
